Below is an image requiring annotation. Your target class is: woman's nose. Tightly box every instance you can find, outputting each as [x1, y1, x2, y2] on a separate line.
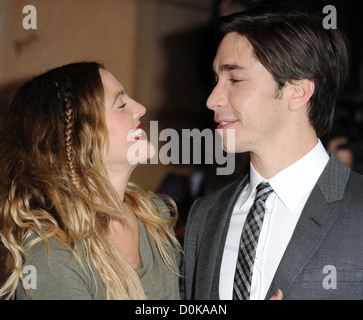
[133, 100, 146, 119]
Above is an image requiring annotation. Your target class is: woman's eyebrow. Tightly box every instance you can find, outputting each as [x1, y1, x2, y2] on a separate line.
[112, 89, 125, 106]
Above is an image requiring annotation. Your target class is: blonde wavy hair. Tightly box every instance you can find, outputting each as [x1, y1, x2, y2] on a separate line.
[0, 62, 180, 299]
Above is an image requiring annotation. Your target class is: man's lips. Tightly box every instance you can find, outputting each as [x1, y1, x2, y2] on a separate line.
[215, 120, 237, 129]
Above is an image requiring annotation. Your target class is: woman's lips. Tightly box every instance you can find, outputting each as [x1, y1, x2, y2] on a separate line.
[131, 123, 146, 140]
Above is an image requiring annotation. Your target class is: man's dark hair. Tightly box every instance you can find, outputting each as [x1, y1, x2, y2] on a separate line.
[217, 6, 350, 137]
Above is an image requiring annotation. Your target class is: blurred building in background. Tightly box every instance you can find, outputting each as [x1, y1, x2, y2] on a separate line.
[0, 0, 216, 192]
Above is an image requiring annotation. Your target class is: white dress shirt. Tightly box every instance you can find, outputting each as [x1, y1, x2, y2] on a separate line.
[219, 139, 329, 300]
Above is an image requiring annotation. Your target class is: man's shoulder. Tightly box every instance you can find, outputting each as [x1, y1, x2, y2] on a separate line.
[193, 177, 246, 208]
[187, 174, 248, 226]
[348, 169, 363, 187]
[344, 170, 363, 209]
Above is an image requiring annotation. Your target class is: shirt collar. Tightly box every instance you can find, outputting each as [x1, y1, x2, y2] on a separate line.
[247, 139, 329, 212]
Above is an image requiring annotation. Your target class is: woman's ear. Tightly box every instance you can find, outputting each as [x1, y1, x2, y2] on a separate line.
[288, 79, 315, 112]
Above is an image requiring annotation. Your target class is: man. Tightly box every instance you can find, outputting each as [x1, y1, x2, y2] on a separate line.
[181, 6, 363, 300]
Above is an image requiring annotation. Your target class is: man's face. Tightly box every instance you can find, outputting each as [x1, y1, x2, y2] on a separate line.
[207, 32, 290, 154]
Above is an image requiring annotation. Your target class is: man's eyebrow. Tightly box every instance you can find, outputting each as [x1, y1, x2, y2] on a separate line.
[219, 64, 247, 72]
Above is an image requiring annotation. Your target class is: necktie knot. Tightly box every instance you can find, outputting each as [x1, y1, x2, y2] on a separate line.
[255, 182, 273, 203]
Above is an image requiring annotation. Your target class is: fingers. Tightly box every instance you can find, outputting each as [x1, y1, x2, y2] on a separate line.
[269, 288, 283, 300]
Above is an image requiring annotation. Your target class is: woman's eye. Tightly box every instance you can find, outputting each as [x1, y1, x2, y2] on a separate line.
[118, 103, 127, 109]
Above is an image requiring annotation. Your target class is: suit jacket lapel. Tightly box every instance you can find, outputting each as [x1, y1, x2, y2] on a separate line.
[195, 175, 249, 299]
[265, 154, 350, 299]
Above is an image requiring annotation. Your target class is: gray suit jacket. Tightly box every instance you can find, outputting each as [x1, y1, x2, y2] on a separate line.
[181, 154, 363, 300]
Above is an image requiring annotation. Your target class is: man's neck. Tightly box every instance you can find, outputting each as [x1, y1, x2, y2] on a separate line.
[250, 137, 319, 180]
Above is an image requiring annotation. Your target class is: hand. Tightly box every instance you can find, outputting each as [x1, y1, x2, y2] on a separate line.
[269, 288, 283, 300]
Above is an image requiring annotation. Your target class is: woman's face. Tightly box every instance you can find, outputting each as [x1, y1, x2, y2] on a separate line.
[100, 69, 155, 172]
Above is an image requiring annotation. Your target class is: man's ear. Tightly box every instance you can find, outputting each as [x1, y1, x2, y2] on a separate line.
[288, 79, 315, 112]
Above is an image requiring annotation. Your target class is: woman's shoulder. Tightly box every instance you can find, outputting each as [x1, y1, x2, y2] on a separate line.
[149, 192, 175, 220]
[16, 238, 104, 300]
[22, 238, 88, 288]
[24, 238, 75, 265]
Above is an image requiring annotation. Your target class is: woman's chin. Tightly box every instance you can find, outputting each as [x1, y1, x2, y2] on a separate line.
[127, 140, 155, 165]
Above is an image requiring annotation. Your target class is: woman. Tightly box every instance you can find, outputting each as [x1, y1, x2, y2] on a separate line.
[0, 62, 181, 300]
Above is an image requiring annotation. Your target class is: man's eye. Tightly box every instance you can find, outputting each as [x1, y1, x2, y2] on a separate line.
[229, 79, 243, 84]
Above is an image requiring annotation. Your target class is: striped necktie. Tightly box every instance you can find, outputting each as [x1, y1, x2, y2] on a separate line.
[233, 182, 273, 300]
